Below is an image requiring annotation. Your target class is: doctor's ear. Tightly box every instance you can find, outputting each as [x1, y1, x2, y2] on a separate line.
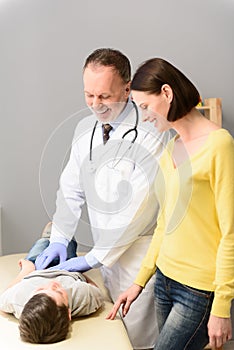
[161, 84, 173, 103]
[125, 82, 131, 97]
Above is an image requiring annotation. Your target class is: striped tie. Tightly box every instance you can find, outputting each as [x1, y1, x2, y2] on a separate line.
[102, 124, 112, 144]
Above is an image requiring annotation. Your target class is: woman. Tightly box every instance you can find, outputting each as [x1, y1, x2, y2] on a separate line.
[107, 58, 234, 350]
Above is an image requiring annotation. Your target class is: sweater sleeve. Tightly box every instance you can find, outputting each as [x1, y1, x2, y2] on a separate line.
[210, 132, 234, 317]
[134, 148, 170, 287]
[0, 283, 26, 319]
[134, 164, 167, 287]
[134, 220, 163, 287]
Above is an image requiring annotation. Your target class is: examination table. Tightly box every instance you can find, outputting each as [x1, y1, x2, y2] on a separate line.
[0, 253, 133, 350]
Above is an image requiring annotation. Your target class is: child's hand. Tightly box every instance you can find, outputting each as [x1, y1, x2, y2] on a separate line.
[18, 259, 35, 274]
[5, 259, 36, 290]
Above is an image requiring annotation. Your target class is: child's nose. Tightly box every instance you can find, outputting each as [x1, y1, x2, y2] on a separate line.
[50, 281, 60, 290]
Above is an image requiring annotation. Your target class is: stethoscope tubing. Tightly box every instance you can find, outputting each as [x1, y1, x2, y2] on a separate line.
[89, 101, 139, 162]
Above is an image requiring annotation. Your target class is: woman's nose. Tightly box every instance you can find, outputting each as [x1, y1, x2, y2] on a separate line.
[142, 111, 149, 121]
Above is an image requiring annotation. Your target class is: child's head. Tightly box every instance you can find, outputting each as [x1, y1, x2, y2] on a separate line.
[19, 281, 71, 343]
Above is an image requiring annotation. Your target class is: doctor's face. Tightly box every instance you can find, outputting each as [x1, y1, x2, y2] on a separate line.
[83, 64, 130, 122]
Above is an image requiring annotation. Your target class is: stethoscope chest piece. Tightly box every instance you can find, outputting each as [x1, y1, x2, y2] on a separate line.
[88, 160, 96, 173]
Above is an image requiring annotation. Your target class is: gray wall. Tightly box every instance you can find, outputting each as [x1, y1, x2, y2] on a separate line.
[0, 0, 234, 254]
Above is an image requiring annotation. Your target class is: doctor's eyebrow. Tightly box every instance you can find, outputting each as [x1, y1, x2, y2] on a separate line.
[84, 91, 111, 99]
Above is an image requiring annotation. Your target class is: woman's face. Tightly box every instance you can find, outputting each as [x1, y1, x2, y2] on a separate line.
[132, 90, 172, 132]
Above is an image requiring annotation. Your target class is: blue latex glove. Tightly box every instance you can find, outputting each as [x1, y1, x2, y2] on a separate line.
[49, 256, 91, 272]
[35, 242, 67, 270]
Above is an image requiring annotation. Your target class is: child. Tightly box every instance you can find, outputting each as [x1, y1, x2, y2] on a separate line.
[0, 231, 104, 344]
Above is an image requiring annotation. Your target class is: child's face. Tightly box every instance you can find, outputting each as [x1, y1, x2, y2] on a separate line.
[33, 281, 69, 307]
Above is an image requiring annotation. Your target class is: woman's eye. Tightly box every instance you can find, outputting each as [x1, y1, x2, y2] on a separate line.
[140, 105, 148, 110]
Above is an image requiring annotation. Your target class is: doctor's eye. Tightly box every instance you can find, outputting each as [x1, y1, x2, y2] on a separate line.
[99, 94, 111, 100]
[85, 93, 94, 98]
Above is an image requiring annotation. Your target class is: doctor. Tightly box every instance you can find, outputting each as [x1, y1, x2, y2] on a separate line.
[35, 48, 171, 350]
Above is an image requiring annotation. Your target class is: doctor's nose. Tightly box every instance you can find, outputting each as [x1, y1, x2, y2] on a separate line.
[92, 96, 103, 109]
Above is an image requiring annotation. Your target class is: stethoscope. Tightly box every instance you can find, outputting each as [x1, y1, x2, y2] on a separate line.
[89, 101, 139, 172]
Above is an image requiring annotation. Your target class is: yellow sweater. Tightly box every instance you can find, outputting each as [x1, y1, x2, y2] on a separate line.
[135, 129, 234, 318]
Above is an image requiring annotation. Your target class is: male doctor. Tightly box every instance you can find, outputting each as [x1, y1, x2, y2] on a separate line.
[35, 48, 171, 350]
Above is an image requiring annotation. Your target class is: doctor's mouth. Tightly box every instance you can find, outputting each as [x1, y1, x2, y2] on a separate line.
[92, 106, 111, 120]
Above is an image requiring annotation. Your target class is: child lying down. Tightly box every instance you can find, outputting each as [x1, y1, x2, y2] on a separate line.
[0, 236, 103, 344]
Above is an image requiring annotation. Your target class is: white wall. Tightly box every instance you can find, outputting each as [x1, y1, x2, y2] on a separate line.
[0, 0, 233, 254]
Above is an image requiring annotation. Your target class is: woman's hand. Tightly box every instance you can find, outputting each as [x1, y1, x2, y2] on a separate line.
[106, 284, 143, 320]
[208, 314, 232, 349]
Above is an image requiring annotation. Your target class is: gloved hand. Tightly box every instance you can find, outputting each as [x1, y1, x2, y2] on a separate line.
[35, 242, 67, 270]
[49, 256, 91, 272]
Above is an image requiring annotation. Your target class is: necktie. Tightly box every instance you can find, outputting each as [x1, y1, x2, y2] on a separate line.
[102, 124, 112, 144]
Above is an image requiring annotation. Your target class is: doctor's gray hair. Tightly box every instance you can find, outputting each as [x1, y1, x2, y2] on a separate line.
[131, 57, 200, 122]
[83, 48, 131, 84]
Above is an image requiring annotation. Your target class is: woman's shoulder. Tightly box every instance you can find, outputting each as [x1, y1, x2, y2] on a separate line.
[209, 128, 233, 143]
[208, 128, 234, 155]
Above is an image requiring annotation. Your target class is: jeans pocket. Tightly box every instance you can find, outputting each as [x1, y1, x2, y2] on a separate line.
[182, 284, 213, 299]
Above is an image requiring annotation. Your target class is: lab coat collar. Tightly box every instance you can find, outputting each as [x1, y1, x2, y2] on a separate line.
[109, 97, 134, 131]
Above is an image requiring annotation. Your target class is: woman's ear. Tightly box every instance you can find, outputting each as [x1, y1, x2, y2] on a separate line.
[161, 84, 173, 103]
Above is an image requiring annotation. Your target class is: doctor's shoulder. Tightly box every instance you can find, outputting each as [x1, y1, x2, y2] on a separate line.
[72, 114, 97, 145]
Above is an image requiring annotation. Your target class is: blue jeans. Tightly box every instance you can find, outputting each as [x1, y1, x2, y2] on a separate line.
[25, 238, 77, 267]
[154, 268, 214, 350]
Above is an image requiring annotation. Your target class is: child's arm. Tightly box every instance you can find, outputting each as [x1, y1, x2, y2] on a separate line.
[82, 273, 99, 287]
[6, 259, 35, 289]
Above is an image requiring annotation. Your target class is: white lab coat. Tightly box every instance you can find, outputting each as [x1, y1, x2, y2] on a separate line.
[51, 103, 171, 349]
